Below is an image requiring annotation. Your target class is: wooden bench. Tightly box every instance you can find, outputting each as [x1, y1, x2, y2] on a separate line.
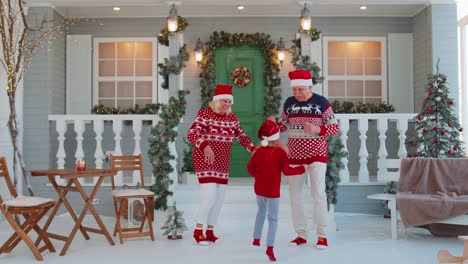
[368, 158, 468, 240]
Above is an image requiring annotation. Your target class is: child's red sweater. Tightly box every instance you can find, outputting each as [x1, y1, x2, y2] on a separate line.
[247, 146, 305, 198]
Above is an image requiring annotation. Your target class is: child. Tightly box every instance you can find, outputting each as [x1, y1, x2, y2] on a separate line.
[247, 119, 306, 261]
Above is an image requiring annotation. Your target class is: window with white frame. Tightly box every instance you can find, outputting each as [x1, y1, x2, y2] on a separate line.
[93, 38, 157, 109]
[459, 15, 468, 149]
[323, 37, 387, 104]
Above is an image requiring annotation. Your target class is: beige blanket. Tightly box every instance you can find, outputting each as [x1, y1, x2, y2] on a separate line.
[396, 158, 468, 227]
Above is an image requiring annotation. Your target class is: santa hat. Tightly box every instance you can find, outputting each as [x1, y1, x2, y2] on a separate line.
[289, 69, 313, 87]
[258, 120, 280, 147]
[213, 84, 234, 104]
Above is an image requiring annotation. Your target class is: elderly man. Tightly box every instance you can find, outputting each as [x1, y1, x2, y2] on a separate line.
[276, 69, 339, 249]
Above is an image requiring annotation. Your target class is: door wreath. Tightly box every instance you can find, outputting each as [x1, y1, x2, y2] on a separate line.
[230, 66, 251, 88]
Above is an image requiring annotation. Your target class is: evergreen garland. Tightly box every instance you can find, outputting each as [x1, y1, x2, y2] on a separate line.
[158, 44, 190, 89]
[290, 29, 346, 207]
[92, 103, 161, 115]
[331, 101, 395, 114]
[199, 31, 282, 116]
[148, 91, 188, 210]
[406, 65, 465, 158]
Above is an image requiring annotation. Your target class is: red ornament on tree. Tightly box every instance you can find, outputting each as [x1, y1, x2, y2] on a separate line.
[433, 127, 438, 131]
[428, 90, 433, 95]
[449, 101, 454, 105]
[448, 150, 453, 155]
[422, 129, 426, 133]
[412, 141, 417, 146]
[417, 116, 422, 121]
[448, 123, 453, 127]
[440, 130, 445, 135]
[460, 128, 463, 132]
[414, 153, 419, 157]
[428, 109, 433, 114]
[453, 146, 458, 151]
[433, 138, 439, 143]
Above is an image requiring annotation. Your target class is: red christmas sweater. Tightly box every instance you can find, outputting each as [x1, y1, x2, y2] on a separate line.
[187, 107, 256, 184]
[247, 146, 305, 198]
[278, 94, 340, 165]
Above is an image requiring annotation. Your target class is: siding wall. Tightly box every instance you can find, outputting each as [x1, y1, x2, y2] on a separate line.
[23, 7, 66, 199]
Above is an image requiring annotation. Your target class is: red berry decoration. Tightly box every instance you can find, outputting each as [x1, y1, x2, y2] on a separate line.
[448, 150, 453, 155]
[449, 101, 454, 105]
[428, 109, 433, 114]
[460, 128, 463, 132]
[440, 130, 445, 135]
[433, 127, 438, 131]
[454, 146, 458, 151]
[422, 129, 426, 133]
[428, 90, 433, 95]
[433, 138, 439, 143]
[448, 123, 453, 127]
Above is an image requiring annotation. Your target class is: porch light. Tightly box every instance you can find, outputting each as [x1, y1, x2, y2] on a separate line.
[194, 38, 205, 67]
[276, 37, 286, 67]
[167, 4, 179, 33]
[300, 3, 312, 31]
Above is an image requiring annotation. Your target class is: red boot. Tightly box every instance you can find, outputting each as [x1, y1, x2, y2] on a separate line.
[266, 246, 277, 261]
[252, 238, 261, 246]
[193, 229, 209, 246]
[205, 229, 219, 243]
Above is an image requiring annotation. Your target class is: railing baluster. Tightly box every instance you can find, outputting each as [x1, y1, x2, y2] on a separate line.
[74, 119, 85, 184]
[94, 119, 104, 185]
[357, 118, 369, 183]
[397, 118, 409, 158]
[377, 118, 389, 182]
[113, 120, 123, 186]
[337, 118, 350, 183]
[55, 119, 67, 185]
[132, 120, 142, 185]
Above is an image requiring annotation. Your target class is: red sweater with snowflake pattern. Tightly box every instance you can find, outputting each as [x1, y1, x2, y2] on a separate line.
[187, 107, 256, 184]
[278, 94, 340, 164]
[248, 146, 305, 198]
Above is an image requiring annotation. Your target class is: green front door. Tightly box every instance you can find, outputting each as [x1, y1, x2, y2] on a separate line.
[214, 46, 264, 177]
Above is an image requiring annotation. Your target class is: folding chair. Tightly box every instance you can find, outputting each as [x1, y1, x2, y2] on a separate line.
[110, 154, 155, 244]
[0, 157, 56, 261]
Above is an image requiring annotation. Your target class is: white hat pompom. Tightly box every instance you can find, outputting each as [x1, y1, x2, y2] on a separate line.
[261, 140, 268, 147]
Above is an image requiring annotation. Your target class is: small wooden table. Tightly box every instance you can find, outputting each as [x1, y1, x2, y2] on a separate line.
[31, 168, 117, 256]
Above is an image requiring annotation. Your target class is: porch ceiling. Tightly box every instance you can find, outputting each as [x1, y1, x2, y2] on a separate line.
[25, 0, 456, 18]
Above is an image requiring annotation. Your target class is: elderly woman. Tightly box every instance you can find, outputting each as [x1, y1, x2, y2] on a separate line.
[187, 84, 256, 245]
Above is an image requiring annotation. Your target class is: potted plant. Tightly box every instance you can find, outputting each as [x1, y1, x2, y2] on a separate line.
[180, 138, 196, 184]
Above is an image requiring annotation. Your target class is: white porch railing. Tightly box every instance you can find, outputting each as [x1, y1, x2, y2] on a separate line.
[49, 113, 417, 187]
[335, 113, 417, 184]
[49, 115, 161, 186]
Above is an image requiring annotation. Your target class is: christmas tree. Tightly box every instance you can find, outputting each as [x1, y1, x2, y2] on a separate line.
[407, 65, 465, 158]
[161, 202, 188, 239]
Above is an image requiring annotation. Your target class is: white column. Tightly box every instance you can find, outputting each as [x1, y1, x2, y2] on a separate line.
[377, 118, 389, 182]
[338, 118, 350, 183]
[93, 119, 104, 185]
[357, 118, 369, 183]
[132, 120, 142, 185]
[113, 120, 123, 185]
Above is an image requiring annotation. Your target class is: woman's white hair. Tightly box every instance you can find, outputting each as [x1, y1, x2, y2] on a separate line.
[209, 99, 232, 114]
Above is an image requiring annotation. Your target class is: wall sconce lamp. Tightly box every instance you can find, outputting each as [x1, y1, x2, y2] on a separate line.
[194, 38, 205, 67]
[167, 4, 179, 33]
[300, 3, 312, 31]
[277, 37, 286, 67]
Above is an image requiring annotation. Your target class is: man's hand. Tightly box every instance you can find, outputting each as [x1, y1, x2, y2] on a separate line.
[304, 123, 321, 135]
[204, 145, 215, 164]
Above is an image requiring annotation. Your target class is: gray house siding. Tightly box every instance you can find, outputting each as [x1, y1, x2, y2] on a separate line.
[24, 8, 66, 199]
[430, 4, 459, 114]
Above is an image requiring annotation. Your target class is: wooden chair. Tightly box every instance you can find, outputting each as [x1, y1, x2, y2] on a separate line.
[109, 154, 155, 244]
[0, 157, 56, 261]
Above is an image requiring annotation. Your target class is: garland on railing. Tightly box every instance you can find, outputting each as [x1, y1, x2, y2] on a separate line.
[157, 16, 189, 46]
[199, 31, 282, 116]
[158, 44, 190, 89]
[92, 103, 161, 115]
[148, 90, 188, 210]
[331, 101, 395, 114]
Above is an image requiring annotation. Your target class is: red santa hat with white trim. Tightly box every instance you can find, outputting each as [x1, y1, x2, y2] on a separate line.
[289, 69, 313, 87]
[258, 119, 280, 147]
[213, 84, 234, 104]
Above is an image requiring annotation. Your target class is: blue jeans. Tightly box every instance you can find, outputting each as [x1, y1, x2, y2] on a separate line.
[253, 195, 279, 246]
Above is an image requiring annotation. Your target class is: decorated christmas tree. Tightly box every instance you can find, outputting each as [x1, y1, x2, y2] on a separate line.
[406, 65, 465, 158]
[161, 202, 188, 239]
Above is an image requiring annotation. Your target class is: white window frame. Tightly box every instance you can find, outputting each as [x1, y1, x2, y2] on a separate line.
[93, 37, 158, 108]
[323, 36, 387, 103]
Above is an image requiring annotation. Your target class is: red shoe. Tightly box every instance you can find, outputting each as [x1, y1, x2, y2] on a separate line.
[252, 238, 261, 246]
[289, 236, 307, 246]
[205, 229, 219, 243]
[266, 246, 277, 261]
[193, 229, 209, 246]
[316, 237, 328, 249]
